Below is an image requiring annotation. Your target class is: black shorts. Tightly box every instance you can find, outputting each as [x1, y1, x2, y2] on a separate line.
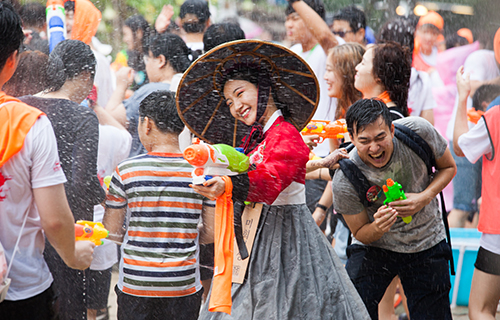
[87, 268, 112, 310]
[475, 246, 500, 276]
[0, 284, 57, 320]
[199, 243, 214, 281]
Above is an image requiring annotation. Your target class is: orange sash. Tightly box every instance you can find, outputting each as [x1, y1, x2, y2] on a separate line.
[377, 91, 392, 104]
[208, 176, 234, 315]
[0, 93, 44, 167]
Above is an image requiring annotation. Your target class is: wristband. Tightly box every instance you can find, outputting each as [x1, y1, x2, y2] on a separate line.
[315, 203, 328, 211]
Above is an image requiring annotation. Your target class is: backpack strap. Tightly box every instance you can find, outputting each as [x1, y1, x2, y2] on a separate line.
[393, 123, 435, 175]
[338, 158, 373, 208]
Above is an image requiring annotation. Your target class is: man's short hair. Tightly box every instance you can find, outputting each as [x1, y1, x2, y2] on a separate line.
[19, 2, 45, 29]
[180, 0, 211, 34]
[0, 1, 24, 71]
[203, 23, 245, 52]
[139, 91, 185, 134]
[472, 84, 500, 111]
[346, 99, 392, 136]
[333, 5, 366, 32]
[286, 0, 325, 21]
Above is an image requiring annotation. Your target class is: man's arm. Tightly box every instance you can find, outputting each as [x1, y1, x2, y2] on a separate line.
[199, 205, 215, 245]
[343, 206, 398, 244]
[453, 66, 471, 157]
[103, 207, 127, 243]
[35, 184, 95, 270]
[290, 0, 339, 53]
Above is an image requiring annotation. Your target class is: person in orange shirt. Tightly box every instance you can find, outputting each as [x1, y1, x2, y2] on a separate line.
[413, 11, 444, 75]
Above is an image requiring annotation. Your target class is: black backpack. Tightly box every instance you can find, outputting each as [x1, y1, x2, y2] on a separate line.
[337, 123, 455, 275]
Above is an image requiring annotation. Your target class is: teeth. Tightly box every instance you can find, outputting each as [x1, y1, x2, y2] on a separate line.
[371, 152, 383, 158]
[240, 109, 250, 117]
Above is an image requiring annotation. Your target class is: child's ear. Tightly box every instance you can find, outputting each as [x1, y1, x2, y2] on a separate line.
[481, 101, 488, 111]
[5, 50, 18, 70]
[144, 116, 153, 134]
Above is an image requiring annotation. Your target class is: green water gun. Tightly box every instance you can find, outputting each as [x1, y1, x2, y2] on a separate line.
[383, 178, 412, 224]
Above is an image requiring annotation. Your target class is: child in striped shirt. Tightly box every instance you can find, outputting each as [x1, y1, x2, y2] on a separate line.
[103, 91, 215, 320]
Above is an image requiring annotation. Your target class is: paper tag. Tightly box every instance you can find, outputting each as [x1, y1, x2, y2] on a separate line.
[232, 203, 262, 284]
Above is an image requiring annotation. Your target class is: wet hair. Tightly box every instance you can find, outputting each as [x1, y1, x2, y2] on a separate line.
[0, 1, 24, 71]
[286, 0, 325, 21]
[19, 2, 45, 29]
[45, 39, 96, 92]
[472, 84, 500, 112]
[445, 33, 469, 49]
[377, 17, 416, 55]
[372, 42, 411, 116]
[345, 98, 392, 136]
[139, 90, 184, 134]
[327, 43, 365, 119]
[333, 5, 366, 32]
[148, 33, 192, 73]
[180, 0, 211, 34]
[3, 50, 48, 97]
[124, 14, 152, 53]
[64, 0, 74, 13]
[203, 23, 245, 52]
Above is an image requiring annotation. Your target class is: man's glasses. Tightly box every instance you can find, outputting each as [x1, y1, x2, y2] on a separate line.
[332, 30, 354, 38]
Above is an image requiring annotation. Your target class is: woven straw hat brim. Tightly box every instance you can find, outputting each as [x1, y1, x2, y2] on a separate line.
[176, 40, 319, 146]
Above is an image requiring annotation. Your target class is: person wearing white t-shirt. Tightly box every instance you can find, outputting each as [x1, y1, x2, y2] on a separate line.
[446, 47, 500, 228]
[0, 4, 94, 317]
[86, 105, 132, 320]
[285, 0, 344, 220]
[453, 65, 500, 320]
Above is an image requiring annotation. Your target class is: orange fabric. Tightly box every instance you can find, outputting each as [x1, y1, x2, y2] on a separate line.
[412, 51, 432, 73]
[377, 91, 392, 104]
[0, 92, 44, 167]
[68, 0, 101, 45]
[478, 106, 500, 234]
[417, 11, 444, 31]
[457, 28, 473, 44]
[494, 27, 500, 65]
[209, 176, 234, 315]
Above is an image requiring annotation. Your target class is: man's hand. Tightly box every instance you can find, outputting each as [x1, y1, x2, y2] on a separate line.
[190, 176, 226, 200]
[155, 5, 174, 34]
[388, 192, 432, 217]
[373, 205, 398, 233]
[456, 66, 471, 101]
[67, 241, 95, 270]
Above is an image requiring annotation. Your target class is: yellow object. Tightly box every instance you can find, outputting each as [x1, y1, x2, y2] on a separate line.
[75, 221, 109, 246]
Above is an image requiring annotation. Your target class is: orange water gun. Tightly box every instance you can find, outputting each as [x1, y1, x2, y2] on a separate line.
[301, 119, 347, 142]
[75, 221, 109, 246]
[467, 109, 484, 124]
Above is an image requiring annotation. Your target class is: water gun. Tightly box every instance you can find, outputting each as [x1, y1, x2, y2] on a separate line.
[183, 138, 250, 185]
[102, 176, 112, 190]
[467, 109, 484, 124]
[301, 119, 347, 143]
[383, 178, 412, 224]
[46, 0, 66, 52]
[75, 221, 109, 246]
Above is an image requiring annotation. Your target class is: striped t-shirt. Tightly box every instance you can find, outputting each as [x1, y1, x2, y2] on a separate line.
[106, 152, 213, 298]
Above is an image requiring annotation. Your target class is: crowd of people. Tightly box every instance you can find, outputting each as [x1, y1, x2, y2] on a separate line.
[1, 0, 500, 319]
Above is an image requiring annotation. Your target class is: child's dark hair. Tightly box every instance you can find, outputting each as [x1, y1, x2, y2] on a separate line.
[0, 1, 25, 71]
[333, 5, 366, 32]
[139, 90, 184, 134]
[203, 23, 245, 52]
[148, 33, 192, 73]
[472, 84, 500, 111]
[19, 2, 45, 29]
[286, 0, 325, 21]
[64, 0, 74, 12]
[124, 14, 152, 53]
[346, 98, 392, 136]
[372, 42, 411, 116]
[45, 39, 96, 92]
[180, 0, 211, 33]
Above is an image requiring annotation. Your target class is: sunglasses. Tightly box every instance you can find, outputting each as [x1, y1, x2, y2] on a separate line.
[332, 30, 354, 38]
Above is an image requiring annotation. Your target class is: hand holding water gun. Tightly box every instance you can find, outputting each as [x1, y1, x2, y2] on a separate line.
[183, 139, 250, 185]
[75, 221, 109, 246]
[467, 109, 484, 124]
[383, 178, 412, 224]
[301, 119, 347, 143]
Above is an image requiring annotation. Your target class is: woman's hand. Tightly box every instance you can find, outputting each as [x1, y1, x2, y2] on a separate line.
[302, 134, 320, 151]
[115, 67, 134, 90]
[318, 148, 349, 169]
[456, 66, 471, 101]
[190, 176, 226, 200]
